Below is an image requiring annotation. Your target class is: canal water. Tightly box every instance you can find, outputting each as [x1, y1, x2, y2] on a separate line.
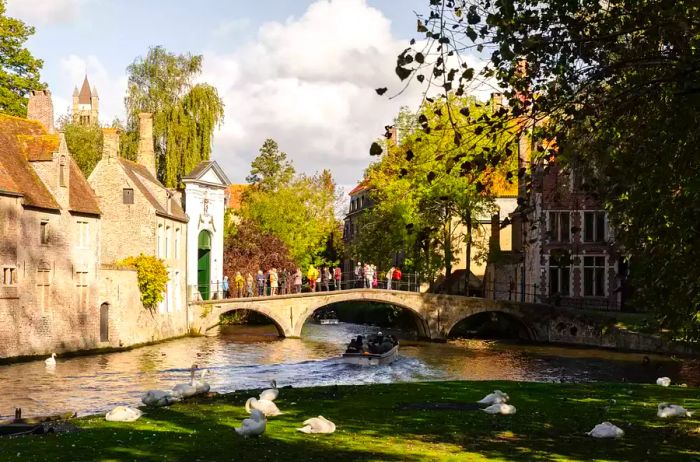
[1, 321, 698, 419]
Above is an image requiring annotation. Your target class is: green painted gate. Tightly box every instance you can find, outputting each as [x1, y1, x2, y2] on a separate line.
[198, 230, 211, 300]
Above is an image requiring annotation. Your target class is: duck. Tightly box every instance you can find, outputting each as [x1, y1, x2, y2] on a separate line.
[587, 422, 624, 438]
[105, 406, 142, 422]
[259, 379, 278, 401]
[477, 390, 509, 405]
[193, 368, 211, 395]
[297, 415, 336, 434]
[482, 403, 517, 415]
[45, 353, 56, 367]
[172, 365, 199, 399]
[235, 409, 266, 437]
[142, 389, 180, 407]
[657, 402, 692, 418]
[656, 377, 671, 387]
[245, 397, 282, 416]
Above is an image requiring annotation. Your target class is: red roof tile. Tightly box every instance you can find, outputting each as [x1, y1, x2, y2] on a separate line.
[68, 157, 100, 215]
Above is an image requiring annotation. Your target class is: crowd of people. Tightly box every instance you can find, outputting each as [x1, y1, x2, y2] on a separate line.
[217, 263, 405, 298]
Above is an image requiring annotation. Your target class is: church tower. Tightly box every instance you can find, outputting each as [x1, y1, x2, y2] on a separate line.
[72, 75, 99, 125]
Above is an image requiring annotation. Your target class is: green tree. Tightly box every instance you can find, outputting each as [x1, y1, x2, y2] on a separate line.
[392, 0, 700, 337]
[123, 46, 224, 187]
[0, 1, 43, 116]
[57, 115, 103, 177]
[245, 138, 295, 192]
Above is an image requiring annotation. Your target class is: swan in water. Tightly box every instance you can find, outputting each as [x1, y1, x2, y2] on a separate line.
[142, 390, 180, 407]
[172, 365, 199, 399]
[45, 353, 56, 367]
[259, 380, 278, 401]
[193, 368, 210, 395]
[657, 402, 692, 418]
[105, 406, 142, 422]
[245, 397, 282, 416]
[477, 390, 509, 405]
[587, 422, 624, 438]
[235, 409, 266, 438]
[297, 416, 336, 434]
[656, 377, 671, 387]
[482, 403, 517, 415]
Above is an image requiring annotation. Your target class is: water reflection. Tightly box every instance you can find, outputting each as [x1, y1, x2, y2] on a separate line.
[0, 321, 697, 419]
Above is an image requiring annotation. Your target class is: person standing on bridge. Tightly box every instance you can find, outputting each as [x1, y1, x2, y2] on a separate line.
[307, 265, 319, 292]
[256, 270, 265, 296]
[334, 266, 342, 290]
[322, 266, 331, 291]
[393, 267, 402, 290]
[386, 267, 394, 290]
[364, 264, 374, 289]
[294, 268, 302, 293]
[246, 273, 254, 297]
[222, 275, 230, 298]
[234, 272, 245, 298]
[269, 268, 279, 296]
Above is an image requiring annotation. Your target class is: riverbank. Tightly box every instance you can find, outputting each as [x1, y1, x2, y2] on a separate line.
[1, 381, 698, 461]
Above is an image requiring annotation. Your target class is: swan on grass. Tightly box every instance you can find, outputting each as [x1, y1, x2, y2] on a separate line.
[193, 368, 210, 395]
[259, 380, 278, 401]
[105, 406, 142, 422]
[482, 403, 517, 415]
[656, 377, 671, 387]
[587, 422, 624, 438]
[142, 390, 180, 407]
[657, 402, 692, 418]
[297, 416, 336, 434]
[172, 365, 199, 399]
[45, 353, 56, 367]
[477, 390, 509, 405]
[235, 409, 266, 437]
[245, 397, 282, 416]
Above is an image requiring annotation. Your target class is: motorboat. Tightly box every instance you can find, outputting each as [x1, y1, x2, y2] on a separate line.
[342, 333, 399, 366]
[320, 318, 339, 325]
[315, 310, 339, 325]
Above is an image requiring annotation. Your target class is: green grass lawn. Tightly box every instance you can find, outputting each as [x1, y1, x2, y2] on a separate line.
[1, 381, 699, 461]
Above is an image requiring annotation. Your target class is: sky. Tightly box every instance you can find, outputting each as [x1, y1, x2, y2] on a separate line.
[7, 0, 435, 192]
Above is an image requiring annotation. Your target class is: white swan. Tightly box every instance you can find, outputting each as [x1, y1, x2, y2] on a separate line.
[259, 380, 278, 401]
[477, 390, 509, 405]
[587, 422, 624, 438]
[235, 409, 266, 437]
[245, 397, 282, 416]
[105, 406, 142, 422]
[45, 353, 56, 367]
[142, 390, 180, 407]
[482, 403, 517, 415]
[172, 365, 199, 399]
[656, 377, 671, 387]
[657, 402, 692, 418]
[297, 415, 336, 434]
[193, 369, 210, 395]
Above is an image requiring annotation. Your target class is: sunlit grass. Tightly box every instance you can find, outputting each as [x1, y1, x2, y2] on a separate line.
[0, 381, 698, 461]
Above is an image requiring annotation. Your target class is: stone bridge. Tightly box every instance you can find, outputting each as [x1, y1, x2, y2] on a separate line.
[190, 289, 608, 343]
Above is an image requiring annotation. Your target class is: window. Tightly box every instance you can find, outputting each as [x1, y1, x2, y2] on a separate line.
[174, 228, 180, 259]
[583, 211, 606, 242]
[548, 254, 570, 296]
[548, 211, 570, 243]
[156, 224, 163, 257]
[583, 256, 606, 297]
[76, 221, 89, 248]
[165, 226, 171, 258]
[123, 188, 134, 204]
[2, 267, 17, 285]
[40, 220, 49, 244]
[173, 271, 180, 311]
[76, 271, 88, 309]
[59, 156, 67, 187]
[37, 263, 51, 312]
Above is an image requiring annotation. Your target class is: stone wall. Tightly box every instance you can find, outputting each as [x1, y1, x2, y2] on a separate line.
[98, 268, 190, 347]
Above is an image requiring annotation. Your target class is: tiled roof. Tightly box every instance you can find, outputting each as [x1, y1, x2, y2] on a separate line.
[68, 158, 100, 215]
[0, 114, 60, 210]
[349, 180, 369, 196]
[183, 160, 231, 185]
[78, 76, 92, 104]
[224, 184, 248, 210]
[118, 158, 188, 222]
[17, 134, 60, 161]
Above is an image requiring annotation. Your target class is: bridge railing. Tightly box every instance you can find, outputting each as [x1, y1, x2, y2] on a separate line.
[188, 271, 421, 301]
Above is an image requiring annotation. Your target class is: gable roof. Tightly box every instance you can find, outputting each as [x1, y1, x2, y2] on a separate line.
[349, 180, 369, 196]
[68, 158, 101, 215]
[118, 158, 188, 223]
[182, 160, 231, 186]
[78, 76, 93, 104]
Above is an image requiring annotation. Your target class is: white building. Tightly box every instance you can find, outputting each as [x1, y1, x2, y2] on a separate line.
[182, 161, 230, 300]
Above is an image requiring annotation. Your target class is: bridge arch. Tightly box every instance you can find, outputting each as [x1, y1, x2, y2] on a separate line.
[216, 307, 289, 337]
[444, 308, 538, 341]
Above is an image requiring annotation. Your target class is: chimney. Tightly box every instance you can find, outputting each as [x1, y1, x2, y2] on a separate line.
[137, 112, 157, 178]
[102, 128, 120, 161]
[27, 89, 54, 133]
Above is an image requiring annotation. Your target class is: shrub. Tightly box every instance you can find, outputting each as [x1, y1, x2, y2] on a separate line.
[116, 254, 169, 310]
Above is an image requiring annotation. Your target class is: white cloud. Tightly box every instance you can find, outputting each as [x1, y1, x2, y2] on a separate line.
[6, 0, 89, 26]
[202, 0, 425, 187]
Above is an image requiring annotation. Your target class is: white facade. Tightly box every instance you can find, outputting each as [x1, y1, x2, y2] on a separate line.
[182, 161, 230, 300]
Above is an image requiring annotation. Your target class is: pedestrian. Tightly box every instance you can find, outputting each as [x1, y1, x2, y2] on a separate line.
[234, 272, 245, 298]
[386, 267, 394, 290]
[321, 266, 331, 291]
[354, 262, 362, 288]
[279, 269, 287, 295]
[372, 265, 378, 288]
[256, 270, 265, 296]
[334, 266, 342, 290]
[269, 268, 279, 296]
[307, 264, 319, 292]
[393, 266, 402, 290]
[294, 268, 302, 293]
[246, 273, 254, 297]
[222, 275, 230, 298]
[364, 264, 374, 289]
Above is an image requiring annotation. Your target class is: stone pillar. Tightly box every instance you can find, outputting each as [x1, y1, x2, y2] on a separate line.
[137, 112, 157, 178]
[27, 89, 54, 133]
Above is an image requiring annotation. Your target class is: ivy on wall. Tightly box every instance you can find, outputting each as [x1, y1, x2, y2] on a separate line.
[116, 254, 168, 310]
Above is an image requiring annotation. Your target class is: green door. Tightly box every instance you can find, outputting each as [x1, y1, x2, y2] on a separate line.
[197, 230, 211, 300]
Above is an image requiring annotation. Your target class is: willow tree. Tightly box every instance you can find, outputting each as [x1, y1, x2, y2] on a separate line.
[123, 46, 224, 187]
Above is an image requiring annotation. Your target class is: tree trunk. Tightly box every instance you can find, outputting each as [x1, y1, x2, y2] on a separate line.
[464, 218, 472, 296]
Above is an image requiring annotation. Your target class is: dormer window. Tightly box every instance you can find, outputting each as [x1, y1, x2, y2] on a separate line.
[59, 156, 67, 187]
